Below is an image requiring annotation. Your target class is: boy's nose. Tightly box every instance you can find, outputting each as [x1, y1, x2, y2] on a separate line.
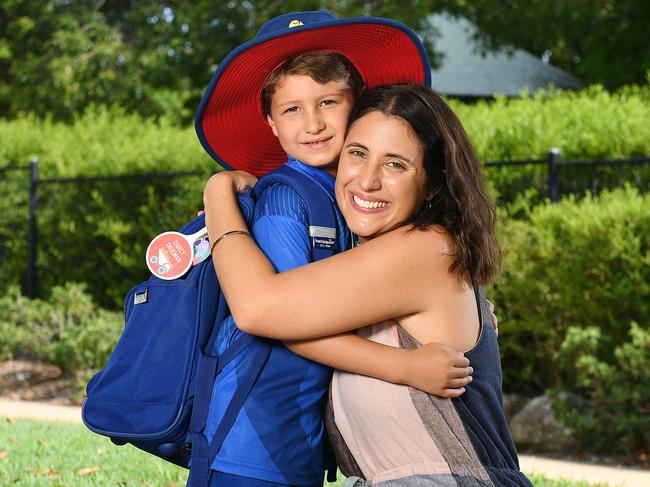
[303, 110, 326, 134]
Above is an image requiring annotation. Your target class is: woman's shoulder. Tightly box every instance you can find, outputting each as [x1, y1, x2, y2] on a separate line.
[359, 224, 455, 270]
[369, 224, 452, 253]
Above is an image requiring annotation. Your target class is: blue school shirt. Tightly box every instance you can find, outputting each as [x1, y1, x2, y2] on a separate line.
[204, 158, 350, 485]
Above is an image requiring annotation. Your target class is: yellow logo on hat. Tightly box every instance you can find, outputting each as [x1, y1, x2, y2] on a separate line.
[288, 19, 304, 28]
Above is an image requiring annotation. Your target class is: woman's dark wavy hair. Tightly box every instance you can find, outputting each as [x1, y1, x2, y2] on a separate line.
[347, 84, 500, 285]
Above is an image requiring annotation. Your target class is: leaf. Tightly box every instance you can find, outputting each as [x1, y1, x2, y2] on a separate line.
[40, 468, 59, 477]
[25, 467, 60, 477]
[78, 466, 102, 476]
[5, 416, 15, 425]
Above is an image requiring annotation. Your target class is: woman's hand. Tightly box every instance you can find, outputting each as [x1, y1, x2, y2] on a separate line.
[404, 342, 472, 398]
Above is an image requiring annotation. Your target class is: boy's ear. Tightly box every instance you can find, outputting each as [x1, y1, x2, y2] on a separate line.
[266, 114, 279, 138]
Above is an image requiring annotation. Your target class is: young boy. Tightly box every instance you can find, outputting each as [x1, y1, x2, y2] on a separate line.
[194, 11, 470, 486]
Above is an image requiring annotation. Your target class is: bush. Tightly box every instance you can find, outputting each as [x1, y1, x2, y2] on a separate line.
[552, 323, 650, 455]
[0, 283, 123, 374]
[1, 85, 648, 177]
[0, 107, 216, 306]
[1, 84, 649, 307]
[0, 106, 214, 177]
[451, 84, 650, 162]
[493, 187, 650, 393]
[452, 83, 650, 203]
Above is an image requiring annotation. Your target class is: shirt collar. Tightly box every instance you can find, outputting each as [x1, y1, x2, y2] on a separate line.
[285, 157, 336, 194]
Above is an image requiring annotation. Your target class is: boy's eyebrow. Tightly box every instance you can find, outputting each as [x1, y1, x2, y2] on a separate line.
[274, 91, 349, 107]
[345, 142, 414, 164]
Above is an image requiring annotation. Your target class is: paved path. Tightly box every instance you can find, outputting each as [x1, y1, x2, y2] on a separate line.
[2, 397, 649, 486]
[0, 397, 82, 423]
[519, 455, 650, 486]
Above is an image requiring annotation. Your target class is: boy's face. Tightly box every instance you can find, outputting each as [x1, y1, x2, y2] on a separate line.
[266, 74, 354, 176]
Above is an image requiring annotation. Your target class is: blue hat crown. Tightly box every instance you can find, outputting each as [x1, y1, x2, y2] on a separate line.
[256, 11, 337, 37]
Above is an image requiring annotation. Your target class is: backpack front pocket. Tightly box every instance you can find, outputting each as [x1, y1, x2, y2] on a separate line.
[85, 279, 198, 436]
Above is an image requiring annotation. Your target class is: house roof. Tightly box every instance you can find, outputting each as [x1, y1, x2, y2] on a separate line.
[429, 14, 582, 97]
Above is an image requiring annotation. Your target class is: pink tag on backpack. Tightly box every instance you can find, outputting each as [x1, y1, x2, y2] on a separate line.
[146, 227, 209, 280]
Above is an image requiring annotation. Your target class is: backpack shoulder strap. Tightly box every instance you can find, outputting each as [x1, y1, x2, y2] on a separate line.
[187, 187, 269, 487]
[256, 164, 338, 261]
[190, 168, 338, 485]
[178, 186, 257, 237]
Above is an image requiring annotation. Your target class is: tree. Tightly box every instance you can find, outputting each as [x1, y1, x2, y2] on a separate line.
[0, 1, 445, 122]
[0, 1, 149, 120]
[446, 0, 650, 89]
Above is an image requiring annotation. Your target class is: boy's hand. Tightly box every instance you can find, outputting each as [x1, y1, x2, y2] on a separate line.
[404, 343, 472, 398]
[230, 170, 258, 193]
[486, 299, 498, 337]
[207, 170, 258, 194]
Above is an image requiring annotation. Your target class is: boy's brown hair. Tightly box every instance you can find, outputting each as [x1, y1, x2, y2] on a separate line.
[261, 51, 365, 116]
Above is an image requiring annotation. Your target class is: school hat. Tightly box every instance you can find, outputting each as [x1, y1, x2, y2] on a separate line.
[195, 11, 431, 176]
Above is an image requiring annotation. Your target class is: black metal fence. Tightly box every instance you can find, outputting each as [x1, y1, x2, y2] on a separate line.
[2, 151, 649, 300]
[2, 158, 210, 300]
[484, 149, 650, 204]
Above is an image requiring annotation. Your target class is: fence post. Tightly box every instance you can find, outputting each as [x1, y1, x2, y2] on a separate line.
[548, 148, 561, 202]
[27, 157, 39, 299]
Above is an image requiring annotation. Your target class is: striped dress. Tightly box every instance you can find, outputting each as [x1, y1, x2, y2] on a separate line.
[326, 289, 532, 486]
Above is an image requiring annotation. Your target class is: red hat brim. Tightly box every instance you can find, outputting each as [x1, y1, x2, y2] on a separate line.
[196, 18, 431, 177]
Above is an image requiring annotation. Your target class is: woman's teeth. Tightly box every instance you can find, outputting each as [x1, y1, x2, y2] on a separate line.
[353, 195, 386, 209]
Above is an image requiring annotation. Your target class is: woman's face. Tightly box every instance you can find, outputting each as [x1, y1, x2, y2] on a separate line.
[335, 111, 433, 242]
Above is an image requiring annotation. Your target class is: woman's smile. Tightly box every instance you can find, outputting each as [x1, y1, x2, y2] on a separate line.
[351, 193, 389, 210]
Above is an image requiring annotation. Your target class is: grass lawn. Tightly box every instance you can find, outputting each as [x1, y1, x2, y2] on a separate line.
[1, 417, 608, 486]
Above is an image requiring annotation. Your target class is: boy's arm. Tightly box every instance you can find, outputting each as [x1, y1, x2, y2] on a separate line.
[285, 334, 472, 398]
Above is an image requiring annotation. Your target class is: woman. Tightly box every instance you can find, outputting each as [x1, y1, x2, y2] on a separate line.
[203, 84, 530, 486]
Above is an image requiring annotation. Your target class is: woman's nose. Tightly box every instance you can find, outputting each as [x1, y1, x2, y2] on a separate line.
[358, 163, 381, 191]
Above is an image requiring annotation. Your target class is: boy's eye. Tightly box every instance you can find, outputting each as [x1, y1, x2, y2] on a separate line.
[283, 106, 299, 114]
[320, 99, 336, 106]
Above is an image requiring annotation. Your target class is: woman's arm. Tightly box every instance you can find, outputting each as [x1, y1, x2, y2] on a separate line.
[204, 172, 449, 340]
[285, 334, 472, 397]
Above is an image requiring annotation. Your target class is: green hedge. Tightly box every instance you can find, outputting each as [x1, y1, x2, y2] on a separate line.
[451, 84, 650, 161]
[493, 187, 649, 454]
[551, 323, 650, 455]
[0, 283, 122, 374]
[0, 106, 213, 177]
[0, 108, 216, 308]
[493, 187, 650, 392]
[1, 84, 649, 177]
[1, 84, 649, 306]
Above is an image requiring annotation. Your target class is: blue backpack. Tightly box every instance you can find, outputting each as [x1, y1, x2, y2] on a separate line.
[82, 165, 338, 485]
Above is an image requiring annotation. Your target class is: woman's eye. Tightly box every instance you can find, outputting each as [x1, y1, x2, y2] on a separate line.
[348, 149, 366, 158]
[386, 160, 406, 171]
